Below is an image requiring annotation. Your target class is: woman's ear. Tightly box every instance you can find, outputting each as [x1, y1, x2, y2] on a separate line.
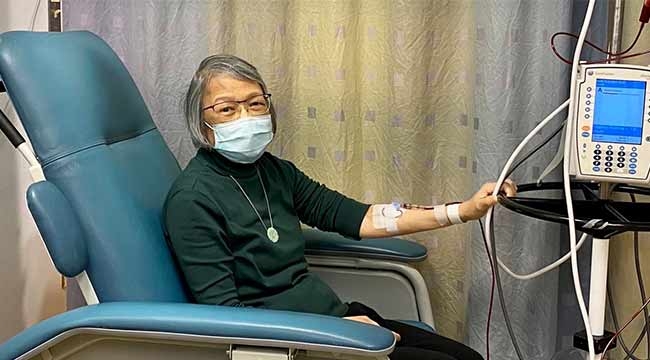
[202, 123, 215, 147]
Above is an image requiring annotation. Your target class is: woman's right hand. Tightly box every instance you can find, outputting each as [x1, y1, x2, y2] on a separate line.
[344, 316, 401, 342]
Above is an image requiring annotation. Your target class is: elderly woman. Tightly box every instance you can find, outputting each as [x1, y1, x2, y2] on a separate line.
[164, 55, 516, 360]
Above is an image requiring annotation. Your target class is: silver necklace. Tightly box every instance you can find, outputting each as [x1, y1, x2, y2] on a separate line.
[229, 167, 279, 243]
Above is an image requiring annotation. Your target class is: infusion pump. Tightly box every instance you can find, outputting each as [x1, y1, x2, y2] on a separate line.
[570, 64, 650, 185]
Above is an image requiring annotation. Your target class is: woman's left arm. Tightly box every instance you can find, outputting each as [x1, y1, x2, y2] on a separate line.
[359, 180, 517, 238]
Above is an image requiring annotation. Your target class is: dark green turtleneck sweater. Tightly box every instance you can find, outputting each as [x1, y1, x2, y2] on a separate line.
[163, 148, 370, 316]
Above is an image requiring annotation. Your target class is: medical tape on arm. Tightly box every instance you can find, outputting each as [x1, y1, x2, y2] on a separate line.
[372, 202, 403, 232]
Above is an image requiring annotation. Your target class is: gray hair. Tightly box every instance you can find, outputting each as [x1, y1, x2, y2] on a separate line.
[184, 54, 276, 149]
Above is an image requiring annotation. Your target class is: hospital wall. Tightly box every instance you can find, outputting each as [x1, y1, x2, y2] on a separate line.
[0, 0, 65, 343]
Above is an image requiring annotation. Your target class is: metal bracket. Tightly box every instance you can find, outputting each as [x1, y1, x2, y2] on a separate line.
[48, 0, 62, 32]
[227, 345, 295, 360]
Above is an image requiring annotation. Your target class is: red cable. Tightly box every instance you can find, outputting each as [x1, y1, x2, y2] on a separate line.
[641, 1, 650, 23]
[550, 24, 645, 65]
[602, 296, 650, 357]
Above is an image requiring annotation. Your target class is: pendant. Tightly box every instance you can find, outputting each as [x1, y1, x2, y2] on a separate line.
[267, 227, 280, 243]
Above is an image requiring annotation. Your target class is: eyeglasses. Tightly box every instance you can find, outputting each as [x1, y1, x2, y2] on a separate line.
[202, 93, 272, 122]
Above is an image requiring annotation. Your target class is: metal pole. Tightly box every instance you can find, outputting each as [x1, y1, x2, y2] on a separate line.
[609, 0, 625, 57]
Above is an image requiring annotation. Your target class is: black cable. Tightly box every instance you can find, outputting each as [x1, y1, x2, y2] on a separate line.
[478, 219, 496, 360]
[488, 212, 526, 360]
[631, 193, 650, 359]
[593, 192, 649, 360]
[482, 112, 565, 360]
[505, 122, 565, 179]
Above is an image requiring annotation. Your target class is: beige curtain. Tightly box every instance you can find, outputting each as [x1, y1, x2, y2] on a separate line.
[206, 0, 477, 339]
[607, 1, 650, 358]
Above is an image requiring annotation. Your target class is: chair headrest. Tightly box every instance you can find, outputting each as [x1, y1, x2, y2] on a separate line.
[0, 31, 156, 165]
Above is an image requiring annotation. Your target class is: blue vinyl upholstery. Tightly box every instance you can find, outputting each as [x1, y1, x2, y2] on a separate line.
[303, 229, 427, 262]
[0, 302, 396, 360]
[26, 181, 87, 277]
[0, 31, 188, 302]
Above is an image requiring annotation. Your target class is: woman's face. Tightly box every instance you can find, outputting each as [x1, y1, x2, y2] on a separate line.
[201, 74, 265, 147]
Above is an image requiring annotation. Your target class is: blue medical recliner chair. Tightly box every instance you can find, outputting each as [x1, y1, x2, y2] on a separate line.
[0, 31, 433, 360]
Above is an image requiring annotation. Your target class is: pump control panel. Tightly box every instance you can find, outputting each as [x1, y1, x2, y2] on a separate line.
[570, 64, 650, 185]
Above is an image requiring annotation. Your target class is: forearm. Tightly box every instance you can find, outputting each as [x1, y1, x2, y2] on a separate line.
[359, 203, 462, 238]
[356, 181, 517, 239]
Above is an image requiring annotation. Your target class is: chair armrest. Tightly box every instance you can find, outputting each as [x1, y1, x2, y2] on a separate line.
[303, 229, 427, 263]
[0, 302, 395, 360]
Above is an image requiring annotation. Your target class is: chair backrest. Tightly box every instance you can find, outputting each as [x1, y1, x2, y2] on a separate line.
[0, 31, 189, 303]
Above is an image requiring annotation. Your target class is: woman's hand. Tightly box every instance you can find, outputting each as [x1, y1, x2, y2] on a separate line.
[459, 179, 517, 221]
[344, 316, 401, 342]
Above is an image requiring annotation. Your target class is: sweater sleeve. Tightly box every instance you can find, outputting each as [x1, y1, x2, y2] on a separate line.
[164, 189, 242, 306]
[287, 162, 370, 239]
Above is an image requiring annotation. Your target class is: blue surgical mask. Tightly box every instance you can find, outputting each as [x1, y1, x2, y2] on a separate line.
[205, 114, 274, 164]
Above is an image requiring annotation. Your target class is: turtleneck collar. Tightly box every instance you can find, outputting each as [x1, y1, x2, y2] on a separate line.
[197, 148, 260, 178]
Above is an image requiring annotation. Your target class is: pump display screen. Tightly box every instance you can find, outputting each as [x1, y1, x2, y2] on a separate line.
[592, 78, 646, 145]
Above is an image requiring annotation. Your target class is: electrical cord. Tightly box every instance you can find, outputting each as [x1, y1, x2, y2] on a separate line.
[487, 211, 526, 360]
[505, 121, 565, 179]
[486, 2, 647, 359]
[631, 194, 650, 359]
[588, 48, 650, 65]
[562, 2, 597, 358]
[485, 199, 589, 360]
[597, 191, 650, 360]
[478, 109, 565, 360]
[605, 193, 650, 360]
[29, 0, 43, 30]
[478, 219, 496, 360]
[603, 296, 650, 358]
[486, 99, 588, 282]
[551, 23, 645, 65]
[607, 283, 648, 360]
[487, 2, 597, 357]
